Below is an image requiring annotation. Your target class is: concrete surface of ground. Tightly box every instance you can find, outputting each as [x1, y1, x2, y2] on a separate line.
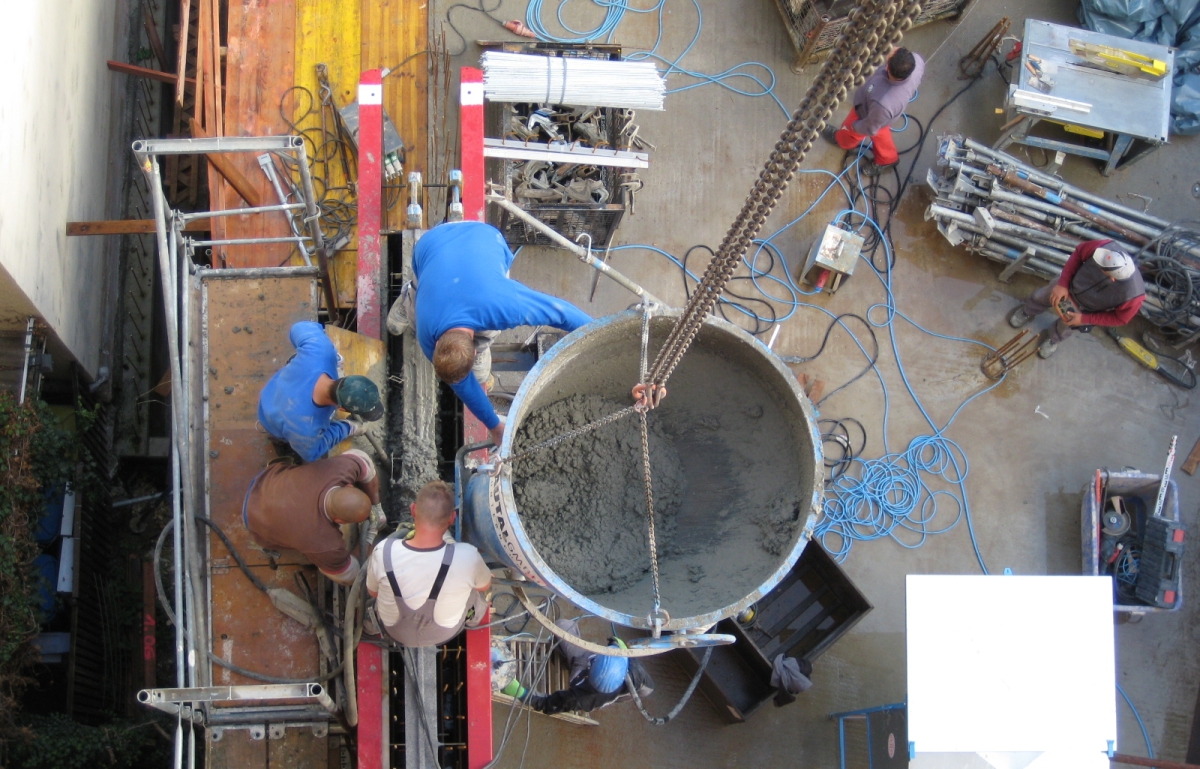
[432, 0, 1200, 765]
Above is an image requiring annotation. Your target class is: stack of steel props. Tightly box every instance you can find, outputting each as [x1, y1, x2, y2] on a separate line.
[926, 134, 1200, 340]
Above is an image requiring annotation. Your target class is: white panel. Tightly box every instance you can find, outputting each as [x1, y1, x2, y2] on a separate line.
[907, 575, 1116, 754]
[56, 537, 75, 593]
[59, 489, 76, 536]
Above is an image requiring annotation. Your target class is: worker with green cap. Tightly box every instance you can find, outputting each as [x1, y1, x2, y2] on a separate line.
[258, 321, 384, 462]
[500, 618, 654, 715]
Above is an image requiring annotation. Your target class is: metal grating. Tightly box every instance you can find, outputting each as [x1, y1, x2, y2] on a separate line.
[114, 0, 168, 458]
[775, 0, 970, 66]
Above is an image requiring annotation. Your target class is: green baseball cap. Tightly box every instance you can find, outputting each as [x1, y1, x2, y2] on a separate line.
[335, 375, 384, 421]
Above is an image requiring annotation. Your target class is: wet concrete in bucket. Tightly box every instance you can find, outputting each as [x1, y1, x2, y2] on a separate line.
[510, 342, 810, 621]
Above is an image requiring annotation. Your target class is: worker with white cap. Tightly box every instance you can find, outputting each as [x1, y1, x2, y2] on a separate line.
[1008, 239, 1145, 358]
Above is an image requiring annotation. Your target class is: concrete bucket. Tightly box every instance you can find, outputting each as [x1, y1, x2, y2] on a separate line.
[462, 308, 822, 640]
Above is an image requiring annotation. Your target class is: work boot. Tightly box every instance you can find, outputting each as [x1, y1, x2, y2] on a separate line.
[1037, 337, 1058, 359]
[386, 282, 415, 337]
[859, 159, 895, 177]
[1007, 305, 1033, 329]
[820, 124, 840, 146]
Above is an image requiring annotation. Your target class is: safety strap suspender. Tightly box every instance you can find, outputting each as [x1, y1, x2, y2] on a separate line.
[384, 539, 455, 603]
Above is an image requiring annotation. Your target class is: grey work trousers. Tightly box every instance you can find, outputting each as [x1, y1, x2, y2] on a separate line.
[1024, 281, 1076, 344]
[387, 281, 499, 387]
[554, 618, 593, 682]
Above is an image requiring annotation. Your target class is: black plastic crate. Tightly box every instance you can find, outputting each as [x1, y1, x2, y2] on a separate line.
[672, 542, 872, 723]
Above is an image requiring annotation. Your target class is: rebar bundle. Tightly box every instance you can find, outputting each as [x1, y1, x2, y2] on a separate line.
[927, 135, 1200, 343]
[482, 52, 666, 110]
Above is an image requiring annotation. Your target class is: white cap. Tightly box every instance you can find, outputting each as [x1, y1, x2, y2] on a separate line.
[1092, 247, 1136, 280]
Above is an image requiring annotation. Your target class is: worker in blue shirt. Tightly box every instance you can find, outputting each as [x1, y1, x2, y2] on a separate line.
[386, 222, 591, 444]
[258, 321, 384, 462]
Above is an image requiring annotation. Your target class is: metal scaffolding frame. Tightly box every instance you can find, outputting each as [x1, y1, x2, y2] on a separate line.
[132, 136, 342, 769]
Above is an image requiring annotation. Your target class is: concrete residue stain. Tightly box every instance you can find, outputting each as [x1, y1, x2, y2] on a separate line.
[512, 394, 685, 595]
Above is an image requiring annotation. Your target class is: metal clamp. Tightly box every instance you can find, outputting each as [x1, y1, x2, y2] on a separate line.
[507, 578, 734, 657]
[406, 172, 424, 228]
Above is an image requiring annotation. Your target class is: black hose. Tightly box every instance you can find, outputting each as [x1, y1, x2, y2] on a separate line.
[208, 651, 345, 684]
[196, 515, 270, 592]
[626, 646, 712, 725]
[154, 519, 178, 627]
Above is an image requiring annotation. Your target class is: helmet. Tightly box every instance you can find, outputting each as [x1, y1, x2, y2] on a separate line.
[336, 376, 384, 421]
[588, 644, 630, 694]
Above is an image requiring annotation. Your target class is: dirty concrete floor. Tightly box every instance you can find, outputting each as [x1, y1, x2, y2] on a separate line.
[431, 0, 1200, 765]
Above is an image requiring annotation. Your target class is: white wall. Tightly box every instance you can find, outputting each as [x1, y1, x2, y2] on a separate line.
[0, 0, 129, 377]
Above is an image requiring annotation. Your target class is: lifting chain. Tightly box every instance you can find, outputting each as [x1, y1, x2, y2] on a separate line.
[502, 404, 638, 465]
[635, 304, 666, 635]
[497, 0, 923, 632]
[642, 0, 924, 396]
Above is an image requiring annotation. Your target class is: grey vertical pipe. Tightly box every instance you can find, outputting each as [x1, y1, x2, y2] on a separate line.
[175, 226, 209, 688]
[486, 195, 663, 305]
[294, 143, 339, 321]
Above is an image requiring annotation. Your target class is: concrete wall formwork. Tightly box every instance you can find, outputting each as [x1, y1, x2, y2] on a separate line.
[0, 0, 130, 379]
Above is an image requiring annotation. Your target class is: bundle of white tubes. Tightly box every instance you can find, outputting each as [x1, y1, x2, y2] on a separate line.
[927, 134, 1200, 337]
[482, 52, 666, 111]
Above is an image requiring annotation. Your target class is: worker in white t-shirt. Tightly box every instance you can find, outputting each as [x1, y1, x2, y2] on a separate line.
[367, 480, 492, 647]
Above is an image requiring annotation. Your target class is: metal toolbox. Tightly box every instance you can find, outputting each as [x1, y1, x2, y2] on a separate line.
[1081, 468, 1183, 615]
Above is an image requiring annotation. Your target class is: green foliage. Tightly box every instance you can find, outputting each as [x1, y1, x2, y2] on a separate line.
[4, 714, 166, 769]
[0, 392, 99, 727]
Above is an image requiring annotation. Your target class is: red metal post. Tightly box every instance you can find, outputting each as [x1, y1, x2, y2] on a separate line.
[142, 561, 157, 688]
[460, 68, 485, 224]
[357, 68, 384, 339]
[357, 643, 385, 769]
[461, 64, 494, 769]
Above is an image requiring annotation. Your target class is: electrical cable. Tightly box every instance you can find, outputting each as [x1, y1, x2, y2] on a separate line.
[602, 69, 1010, 570]
[207, 651, 345, 684]
[482, 619, 560, 769]
[153, 516, 360, 688]
[398, 646, 448, 764]
[523, 0, 792, 117]
[1117, 682, 1156, 761]
[446, 0, 507, 57]
[626, 646, 711, 725]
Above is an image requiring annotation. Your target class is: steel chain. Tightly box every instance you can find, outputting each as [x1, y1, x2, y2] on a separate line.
[638, 409, 664, 634]
[496, 1, 924, 635]
[645, 0, 923, 392]
[504, 404, 639, 464]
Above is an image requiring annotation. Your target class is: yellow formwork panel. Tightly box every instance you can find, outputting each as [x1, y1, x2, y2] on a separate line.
[294, 0, 361, 306]
[362, 0, 428, 233]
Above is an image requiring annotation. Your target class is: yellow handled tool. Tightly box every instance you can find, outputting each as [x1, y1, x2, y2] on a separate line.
[1069, 39, 1168, 80]
[1106, 328, 1196, 389]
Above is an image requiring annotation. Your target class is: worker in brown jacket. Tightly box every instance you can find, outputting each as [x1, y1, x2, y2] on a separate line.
[243, 449, 379, 585]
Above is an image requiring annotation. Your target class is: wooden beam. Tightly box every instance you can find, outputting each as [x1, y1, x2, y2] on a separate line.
[176, 0, 192, 105]
[187, 117, 264, 207]
[67, 219, 212, 236]
[1112, 752, 1200, 769]
[1182, 433, 1200, 476]
[143, 6, 169, 70]
[107, 59, 197, 88]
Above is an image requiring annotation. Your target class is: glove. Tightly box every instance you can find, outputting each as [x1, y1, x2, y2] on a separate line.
[500, 680, 526, 698]
[344, 418, 363, 437]
[365, 504, 385, 546]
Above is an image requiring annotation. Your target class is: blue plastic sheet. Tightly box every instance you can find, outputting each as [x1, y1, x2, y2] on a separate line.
[1079, 0, 1200, 132]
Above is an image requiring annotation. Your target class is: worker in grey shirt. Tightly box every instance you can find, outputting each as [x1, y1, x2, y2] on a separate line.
[822, 47, 925, 174]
